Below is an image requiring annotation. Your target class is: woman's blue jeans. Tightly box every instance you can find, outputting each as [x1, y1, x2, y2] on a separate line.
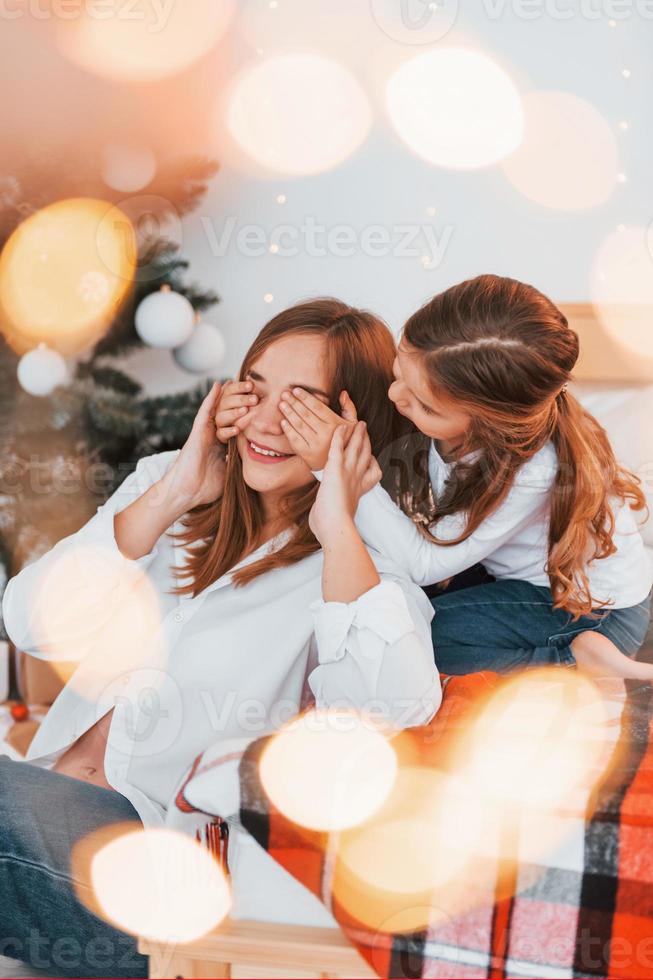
[0, 755, 148, 978]
[430, 577, 652, 674]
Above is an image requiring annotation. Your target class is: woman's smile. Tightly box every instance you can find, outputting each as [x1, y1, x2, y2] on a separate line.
[246, 438, 295, 465]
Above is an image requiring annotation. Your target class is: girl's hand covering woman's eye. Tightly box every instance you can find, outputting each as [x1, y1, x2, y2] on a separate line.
[214, 379, 259, 443]
[279, 388, 359, 470]
[165, 382, 229, 509]
[309, 421, 382, 546]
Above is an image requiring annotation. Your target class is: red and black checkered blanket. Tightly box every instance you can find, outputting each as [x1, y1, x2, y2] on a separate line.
[168, 671, 653, 979]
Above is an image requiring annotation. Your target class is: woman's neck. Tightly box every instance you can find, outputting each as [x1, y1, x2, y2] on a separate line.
[257, 494, 290, 543]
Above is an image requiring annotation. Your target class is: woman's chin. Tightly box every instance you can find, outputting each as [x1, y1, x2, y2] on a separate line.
[240, 456, 311, 496]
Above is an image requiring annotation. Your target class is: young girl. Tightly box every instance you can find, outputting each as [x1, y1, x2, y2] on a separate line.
[258, 276, 652, 678]
[1, 299, 439, 978]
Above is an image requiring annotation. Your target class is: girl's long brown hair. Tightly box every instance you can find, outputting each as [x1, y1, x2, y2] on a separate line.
[393, 274, 646, 619]
[168, 298, 400, 597]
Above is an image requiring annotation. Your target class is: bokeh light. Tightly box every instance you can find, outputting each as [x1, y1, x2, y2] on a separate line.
[0, 198, 135, 356]
[591, 225, 653, 358]
[28, 541, 164, 694]
[56, 0, 235, 83]
[259, 708, 397, 831]
[385, 48, 523, 170]
[101, 143, 157, 193]
[334, 768, 487, 932]
[501, 91, 619, 211]
[225, 54, 372, 175]
[460, 668, 607, 809]
[331, 670, 610, 932]
[76, 827, 230, 943]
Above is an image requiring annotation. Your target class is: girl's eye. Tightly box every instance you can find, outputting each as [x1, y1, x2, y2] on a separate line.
[420, 402, 437, 416]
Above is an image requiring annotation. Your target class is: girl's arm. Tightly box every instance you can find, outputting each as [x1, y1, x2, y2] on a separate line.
[278, 386, 557, 587]
[349, 461, 555, 587]
[307, 425, 442, 728]
[311, 427, 382, 605]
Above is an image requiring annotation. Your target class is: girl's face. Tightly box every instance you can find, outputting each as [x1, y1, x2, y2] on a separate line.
[389, 343, 471, 446]
[237, 333, 331, 501]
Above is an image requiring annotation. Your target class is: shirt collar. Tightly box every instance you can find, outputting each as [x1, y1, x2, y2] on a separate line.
[429, 439, 483, 468]
[196, 525, 296, 599]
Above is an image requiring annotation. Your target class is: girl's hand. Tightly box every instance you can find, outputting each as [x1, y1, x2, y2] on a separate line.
[214, 380, 259, 443]
[279, 388, 359, 471]
[309, 422, 382, 545]
[163, 382, 228, 509]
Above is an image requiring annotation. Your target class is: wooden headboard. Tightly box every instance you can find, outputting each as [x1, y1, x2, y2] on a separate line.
[562, 304, 653, 382]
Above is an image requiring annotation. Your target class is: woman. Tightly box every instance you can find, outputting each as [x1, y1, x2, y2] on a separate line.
[0, 299, 441, 979]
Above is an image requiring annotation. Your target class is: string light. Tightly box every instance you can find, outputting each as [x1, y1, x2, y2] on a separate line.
[264, 293, 274, 303]
[425, 206, 437, 217]
[608, 18, 616, 26]
[276, 193, 286, 204]
[619, 120, 629, 131]
[616, 173, 627, 183]
[269, 243, 279, 254]
[621, 68, 631, 78]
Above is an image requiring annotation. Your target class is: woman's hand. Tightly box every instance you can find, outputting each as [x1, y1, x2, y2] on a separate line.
[163, 382, 228, 509]
[279, 388, 358, 471]
[309, 422, 382, 546]
[214, 379, 259, 443]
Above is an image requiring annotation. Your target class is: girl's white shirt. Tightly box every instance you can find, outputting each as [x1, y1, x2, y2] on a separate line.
[330, 440, 652, 609]
[2, 450, 441, 828]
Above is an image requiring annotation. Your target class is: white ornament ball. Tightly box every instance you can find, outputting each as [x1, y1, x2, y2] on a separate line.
[135, 287, 195, 349]
[173, 320, 226, 374]
[18, 344, 68, 397]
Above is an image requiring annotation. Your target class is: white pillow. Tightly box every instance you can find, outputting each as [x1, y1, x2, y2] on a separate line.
[572, 382, 653, 546]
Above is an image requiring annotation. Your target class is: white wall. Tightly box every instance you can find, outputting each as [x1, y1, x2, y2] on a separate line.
[119, 0, 653, 394]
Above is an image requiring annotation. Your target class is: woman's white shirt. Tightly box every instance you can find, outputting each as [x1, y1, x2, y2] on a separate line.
[2, 450, 441, 828]
[343, 440, 652, 609]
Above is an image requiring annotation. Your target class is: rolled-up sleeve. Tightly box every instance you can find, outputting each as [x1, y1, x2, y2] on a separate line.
[2, 450, 178, 660]
[308, 577, 441, 728]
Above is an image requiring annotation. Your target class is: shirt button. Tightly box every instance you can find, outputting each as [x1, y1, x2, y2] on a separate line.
[174, 612, 183, 622]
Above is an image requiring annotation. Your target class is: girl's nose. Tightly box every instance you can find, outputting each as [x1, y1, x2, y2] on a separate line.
[388, 380, 405, 407]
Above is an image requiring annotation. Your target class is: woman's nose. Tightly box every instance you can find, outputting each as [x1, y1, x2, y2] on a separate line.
[252, 397, 284, 435]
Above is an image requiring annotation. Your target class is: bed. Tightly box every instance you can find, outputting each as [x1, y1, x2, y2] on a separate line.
[146, 666, 653, 979]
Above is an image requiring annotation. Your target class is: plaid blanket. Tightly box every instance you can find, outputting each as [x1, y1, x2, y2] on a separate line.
[168, 671, 653, 980]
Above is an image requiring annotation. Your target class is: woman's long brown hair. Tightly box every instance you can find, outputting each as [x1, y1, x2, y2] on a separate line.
[168, 298, 400, 597]
[393, 274, 646, 619]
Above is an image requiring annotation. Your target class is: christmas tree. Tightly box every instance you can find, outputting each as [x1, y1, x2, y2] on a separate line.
[0, 155, 221, 641]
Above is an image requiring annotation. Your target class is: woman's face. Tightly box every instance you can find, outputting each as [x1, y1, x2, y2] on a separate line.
[237, 333, 331, 500]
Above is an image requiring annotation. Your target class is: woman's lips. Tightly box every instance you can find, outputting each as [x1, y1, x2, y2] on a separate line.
[246, 439, 294, 465]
